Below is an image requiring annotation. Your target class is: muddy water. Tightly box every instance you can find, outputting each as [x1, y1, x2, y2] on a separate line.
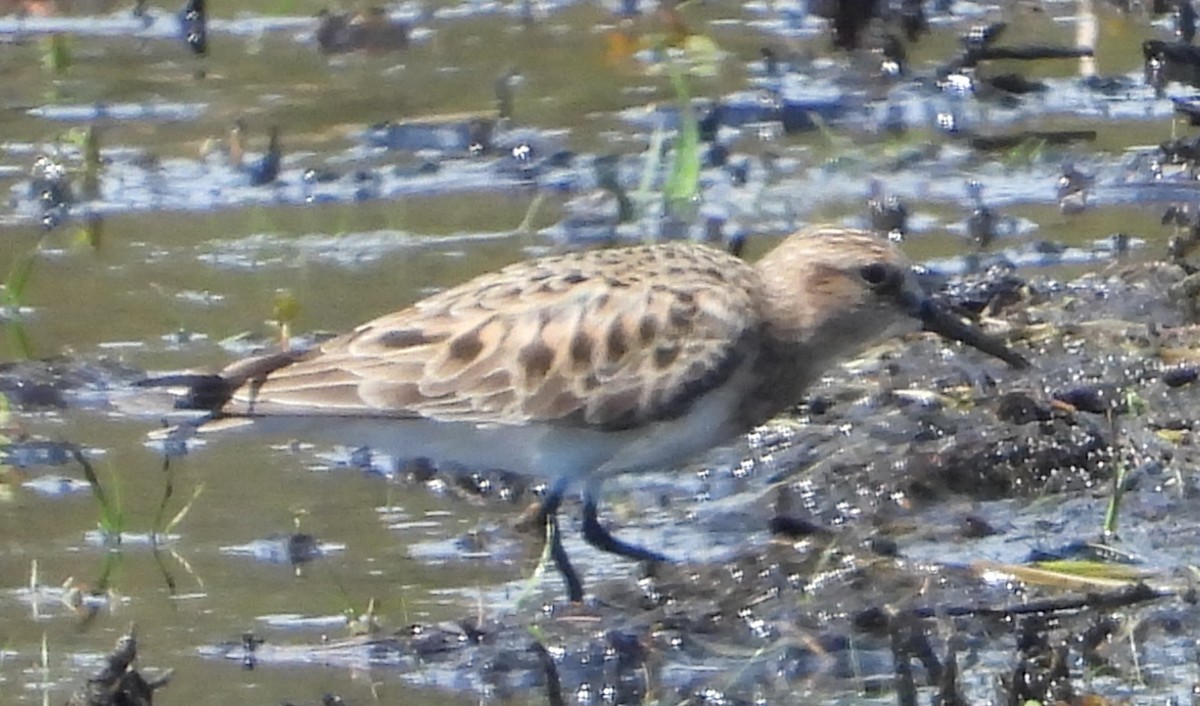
[0, 0, 1197, 704]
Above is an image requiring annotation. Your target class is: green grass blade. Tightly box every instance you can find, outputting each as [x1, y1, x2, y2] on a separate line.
[41, 34, 71, 73]
[515, 193, 547, 234]
[635, 122, 666, 216]
[4, 251, 37, 306]
[74, 448, 123, 544]
[663, 66, 700, 212]
[5, 321, 33, 361]
[162, 484, 205, 537]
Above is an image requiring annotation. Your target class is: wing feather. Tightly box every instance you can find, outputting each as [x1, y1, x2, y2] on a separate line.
[222, 243, 763, 429]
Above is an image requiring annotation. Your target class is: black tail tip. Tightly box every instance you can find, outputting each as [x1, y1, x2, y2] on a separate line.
[135, 374, 231, 411]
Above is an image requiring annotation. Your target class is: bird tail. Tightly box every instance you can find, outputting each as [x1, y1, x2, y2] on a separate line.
[134, 347, 309, 412]
[133, 374, 234, 412]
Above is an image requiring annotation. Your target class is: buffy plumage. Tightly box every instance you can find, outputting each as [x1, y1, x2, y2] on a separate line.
[144, 226, 1027, 601]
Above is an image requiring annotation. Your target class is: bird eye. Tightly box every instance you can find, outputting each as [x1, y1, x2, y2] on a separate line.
[859, 263, 892, 287]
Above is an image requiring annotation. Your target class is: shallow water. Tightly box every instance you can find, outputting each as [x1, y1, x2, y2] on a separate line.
[3, 0, 1200, 704]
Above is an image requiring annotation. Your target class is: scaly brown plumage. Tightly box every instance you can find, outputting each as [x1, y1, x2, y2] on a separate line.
[144, 226, 1027, 601]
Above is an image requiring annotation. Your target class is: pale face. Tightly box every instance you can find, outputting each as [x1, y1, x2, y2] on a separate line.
[753, 229, 1026, 369]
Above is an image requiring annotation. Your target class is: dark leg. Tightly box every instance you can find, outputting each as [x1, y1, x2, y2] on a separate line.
[581, 479, 668, 563]
[538, 479, 584, 602]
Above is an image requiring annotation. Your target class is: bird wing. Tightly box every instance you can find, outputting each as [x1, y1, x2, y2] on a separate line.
[221, 244, 762, 429]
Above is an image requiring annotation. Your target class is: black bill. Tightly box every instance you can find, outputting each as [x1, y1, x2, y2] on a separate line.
[916, 298, 1029, 369]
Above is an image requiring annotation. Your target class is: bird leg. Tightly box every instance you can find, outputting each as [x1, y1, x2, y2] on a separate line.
[581, 479, 669, 564]
[536, 482, 584, 602]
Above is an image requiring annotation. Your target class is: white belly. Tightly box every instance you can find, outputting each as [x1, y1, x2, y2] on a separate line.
[202, 367, 754, 482]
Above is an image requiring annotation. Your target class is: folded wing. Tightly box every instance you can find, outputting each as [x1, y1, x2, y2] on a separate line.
[221, 244, 762, 430]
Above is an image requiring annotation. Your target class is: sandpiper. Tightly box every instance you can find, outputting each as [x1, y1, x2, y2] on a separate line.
[144, 226, 1027, 601]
